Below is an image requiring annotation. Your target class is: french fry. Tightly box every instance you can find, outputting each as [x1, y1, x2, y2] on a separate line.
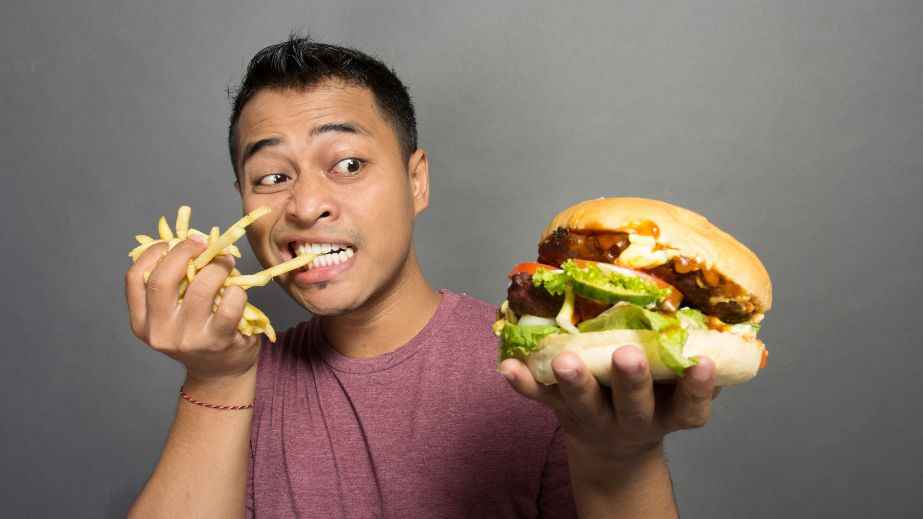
[158, 216, 174, 241]
[175, 206, 191, 240]
[192, 206, 271, 270]
[129, 205, 308, 343]
[224, 253, 316, 290]
[263, 322, 277, 343]
[237, 319, 254, 336]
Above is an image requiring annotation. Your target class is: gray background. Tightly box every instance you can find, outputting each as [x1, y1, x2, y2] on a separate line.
[2, 0, 920, 517]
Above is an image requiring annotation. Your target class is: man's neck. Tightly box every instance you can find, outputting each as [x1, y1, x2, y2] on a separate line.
[320, 250, 441, 359]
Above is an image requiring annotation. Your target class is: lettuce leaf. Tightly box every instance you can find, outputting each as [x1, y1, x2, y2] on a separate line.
[677, 307, 707, 330]
[577, 303, 697, 375]
[729, 322, 761, 337]
[657, 326, 696, 375]
[578, 302, 673, 333]
[499, 322, 562, 361]
[531, 268, 568, 296]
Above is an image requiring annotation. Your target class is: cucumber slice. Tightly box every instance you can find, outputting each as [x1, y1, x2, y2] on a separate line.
[571, 278, 660, 306]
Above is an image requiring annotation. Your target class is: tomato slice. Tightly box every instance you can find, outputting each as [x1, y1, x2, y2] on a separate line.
[508, 261, 558, 278]
[570, 259, 684, 310]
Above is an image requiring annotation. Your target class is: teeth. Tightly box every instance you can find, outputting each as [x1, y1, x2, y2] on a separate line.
[290, 242, 355, 269]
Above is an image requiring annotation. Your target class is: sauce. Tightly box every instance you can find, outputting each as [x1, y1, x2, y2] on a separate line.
[621, 220, 660, 238]
[673, 256, 702, 274]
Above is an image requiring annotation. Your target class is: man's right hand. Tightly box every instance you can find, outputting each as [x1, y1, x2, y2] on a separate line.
[125, 235, 261, 387]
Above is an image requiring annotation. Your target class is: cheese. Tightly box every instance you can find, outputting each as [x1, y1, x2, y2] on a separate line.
[616, 233, 679, 269]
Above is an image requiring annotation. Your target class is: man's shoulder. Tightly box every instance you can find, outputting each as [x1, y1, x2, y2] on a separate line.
[257, 318, 317, 370]
[433, 290, 502, 351]
[441, 290, 497, 328]
[427, 290, 504, 380]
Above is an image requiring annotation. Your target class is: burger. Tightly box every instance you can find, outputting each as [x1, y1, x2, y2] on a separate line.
[493, 197, 772, 386]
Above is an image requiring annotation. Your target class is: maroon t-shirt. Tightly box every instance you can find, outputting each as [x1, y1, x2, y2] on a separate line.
[246, 290, 576, 518]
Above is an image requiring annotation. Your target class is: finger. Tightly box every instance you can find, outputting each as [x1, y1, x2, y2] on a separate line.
[610, 346, 656, 430]
[178, 255, 235, 328]
[499, 358, 563, 411]
[552, 352, 610, 424]
[664, 355, 716, 431]
[145, 237, 208, 326]
[206, 284, 248, 345]
[125, 241, 169, 337]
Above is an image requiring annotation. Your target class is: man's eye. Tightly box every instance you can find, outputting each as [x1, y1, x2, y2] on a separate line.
[258, 173, 290, 186]
[332, 158, 365, 176]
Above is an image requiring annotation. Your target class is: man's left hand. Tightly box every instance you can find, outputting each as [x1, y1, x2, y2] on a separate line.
[499, 345, 718, 464]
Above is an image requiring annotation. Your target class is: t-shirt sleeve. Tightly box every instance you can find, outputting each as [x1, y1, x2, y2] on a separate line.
[539, 426, 578, 518]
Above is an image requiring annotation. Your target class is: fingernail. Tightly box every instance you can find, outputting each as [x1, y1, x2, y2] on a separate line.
[498, 361, 515, 382]
[692, 366, 711, 383]
[632, 358, 648, 376]
[556, 367, 579, 383]
[615, 348, 647, 377]
[189, 233, 207, 244]
[691, 357, 714, 383]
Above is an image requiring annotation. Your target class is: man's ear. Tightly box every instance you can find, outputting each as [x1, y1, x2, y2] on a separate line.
[234, 177, 242, 197]
[408, 149, 430, 216]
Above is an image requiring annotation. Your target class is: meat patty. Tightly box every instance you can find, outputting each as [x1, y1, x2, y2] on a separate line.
[507, 272, 611, 323]
[537, 228, 631, 267]
[507, 272, 563, 318]
[647, 265, 755, 323]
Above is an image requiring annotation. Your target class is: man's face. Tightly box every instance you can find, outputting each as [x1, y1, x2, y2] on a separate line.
[234, 82, 428, 316]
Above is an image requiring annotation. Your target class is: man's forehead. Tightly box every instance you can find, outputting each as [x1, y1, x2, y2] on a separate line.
[238, 83, 383, 136]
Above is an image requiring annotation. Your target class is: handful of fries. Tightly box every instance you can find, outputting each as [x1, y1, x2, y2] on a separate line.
[128, 205, 316, 342]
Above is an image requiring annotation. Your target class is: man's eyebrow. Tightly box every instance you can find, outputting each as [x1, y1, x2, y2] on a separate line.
[241, 137, 282, 166]
[310, 122, 372, 138]
[240, 122, 371, 167]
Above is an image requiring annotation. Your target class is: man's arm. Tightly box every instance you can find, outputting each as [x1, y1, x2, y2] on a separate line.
[566, 442, 677, 518]
[127, 371, 256, 518]
[502, 346, 716, 518]
[124, 237, 263, 518]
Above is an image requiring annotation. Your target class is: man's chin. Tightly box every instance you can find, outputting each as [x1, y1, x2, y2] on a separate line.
[286, 282, 363, 317]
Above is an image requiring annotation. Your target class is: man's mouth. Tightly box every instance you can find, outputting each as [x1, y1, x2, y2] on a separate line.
[286, 241, 356, 271]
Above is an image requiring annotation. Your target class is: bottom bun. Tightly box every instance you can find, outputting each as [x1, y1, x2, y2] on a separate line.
[526, 329, 766, 387]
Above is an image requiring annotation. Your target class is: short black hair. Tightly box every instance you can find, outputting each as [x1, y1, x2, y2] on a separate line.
[227, 34, 418, 179]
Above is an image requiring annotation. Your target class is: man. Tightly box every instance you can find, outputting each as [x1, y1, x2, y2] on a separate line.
[125, 36, 717, 518]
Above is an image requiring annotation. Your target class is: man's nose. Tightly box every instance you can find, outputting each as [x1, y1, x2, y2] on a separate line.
[284, 174, 339, 226]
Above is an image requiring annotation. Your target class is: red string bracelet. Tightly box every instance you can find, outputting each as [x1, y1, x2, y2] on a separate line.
[179, 385, 253, 411]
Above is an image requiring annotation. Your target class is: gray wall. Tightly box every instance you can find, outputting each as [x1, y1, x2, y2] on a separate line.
[2, 1, 920, 517]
